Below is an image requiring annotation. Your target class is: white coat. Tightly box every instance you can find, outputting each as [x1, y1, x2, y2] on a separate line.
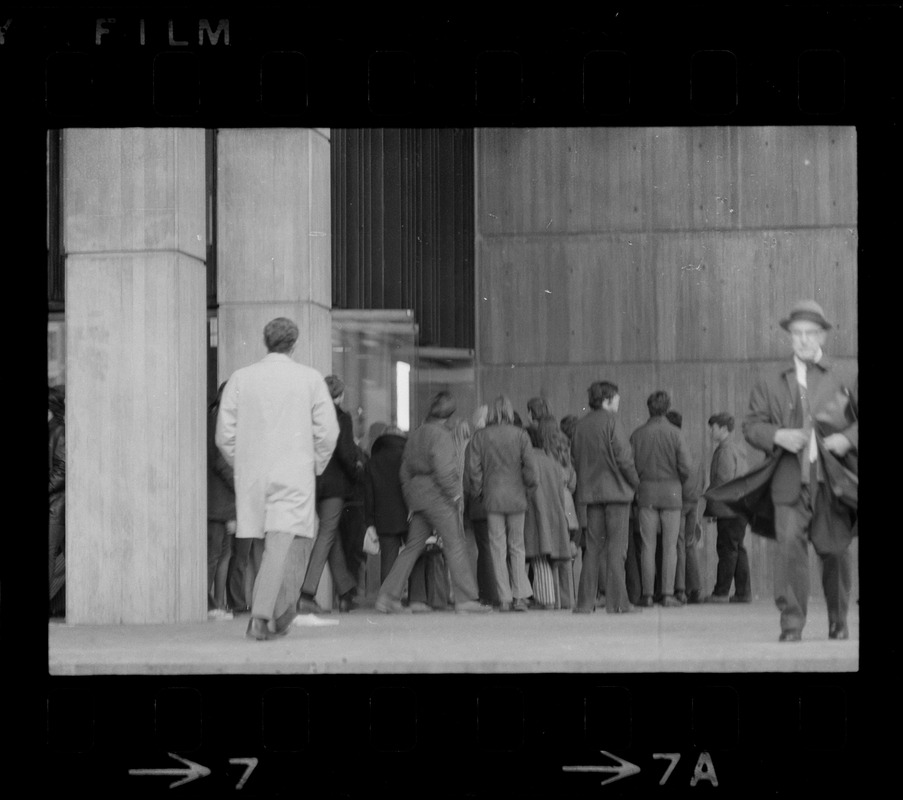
[215, 352, 338, 539]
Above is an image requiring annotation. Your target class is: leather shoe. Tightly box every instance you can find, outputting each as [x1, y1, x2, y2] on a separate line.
[640, 595, 654, 608]
[338, 595, 357, 613]
[512, 599, 529, 612]
[608, 604, 642, 614]
[455, 600, 493, 614]
[685, 591, 702, 605]
[408, 601, 433, 613]
[246, 617, 277, 641]
[375, 596, 411, 614]
[779, 630, 802, 642]
[273, 607, 296, 636]
[729, 594, 751, 604]
[674, 591, 687, 604]
[828, 622, 849, 640]
[661, 595, 684, 608]
[297, 596, 326, 615]
[704, 594, 730, 604]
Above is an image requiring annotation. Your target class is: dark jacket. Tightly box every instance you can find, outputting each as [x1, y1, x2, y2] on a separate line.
[400, 417, 460, 512]
[207, 404, 236, 521]
[572, 408, 639, 506]
[462, 437, 487, 521]
[317, 403, 361, 501]
[49, 417, 66, 525]
[629, 416, 693, 509]
[742, 355, 858, 506]
[468, 423, 537, 514]
[704, 437, 746, 518]
[523, 449, 572, 560]
[706, 355, 858, 553]
[364, 432, 409, 534]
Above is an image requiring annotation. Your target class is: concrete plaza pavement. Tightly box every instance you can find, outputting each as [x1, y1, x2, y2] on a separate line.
[48, 598, 858, 675]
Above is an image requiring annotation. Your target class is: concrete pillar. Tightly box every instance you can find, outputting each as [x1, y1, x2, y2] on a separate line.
[64, 129, 207, 624]
[216, 128, 334, 606]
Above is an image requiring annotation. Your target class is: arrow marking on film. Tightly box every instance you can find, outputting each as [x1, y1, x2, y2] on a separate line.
[129, 752, 211, 789]
[562, 750, 641, 787]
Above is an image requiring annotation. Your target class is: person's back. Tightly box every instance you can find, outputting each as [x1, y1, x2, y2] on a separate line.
[573, 408, 638, 504]
[366, 431, 408, 533]
[630, 416, 691, 509]
[470, 423, 535, 513]
[400, 418, 459, 512]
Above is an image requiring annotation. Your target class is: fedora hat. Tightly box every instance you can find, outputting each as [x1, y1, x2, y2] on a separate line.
[779, 299, 832, 331]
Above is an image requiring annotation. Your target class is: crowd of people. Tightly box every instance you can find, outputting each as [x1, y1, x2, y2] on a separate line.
[49, 299, 858, 643]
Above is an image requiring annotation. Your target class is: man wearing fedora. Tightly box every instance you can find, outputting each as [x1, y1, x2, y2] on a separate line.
[742, 300, 858, 642]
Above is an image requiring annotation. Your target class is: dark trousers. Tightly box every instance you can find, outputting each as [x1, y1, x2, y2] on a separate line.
[409, 549, 451, 608]
[301, 496, 357, 598]
[471, 518, 500, 606]
[712, 517, 750, 598]
[676, 510, 701, 596]
[378, 532, 405, 585]
[207, 520, 233, 609]
[576, 502, 630, 612]
[625, 514, 643, 605]
[228, 537, 265, 611]
[380, 503, 479, 605]
[774, 484, 851, 634]
[340, 501, 367, 592]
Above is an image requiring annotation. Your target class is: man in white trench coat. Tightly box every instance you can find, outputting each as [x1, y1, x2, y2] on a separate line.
[216, 317, 339, 640]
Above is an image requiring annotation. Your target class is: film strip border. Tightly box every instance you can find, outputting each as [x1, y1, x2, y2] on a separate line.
[44, 675, 862, 796]
[0, 8, 900, 124]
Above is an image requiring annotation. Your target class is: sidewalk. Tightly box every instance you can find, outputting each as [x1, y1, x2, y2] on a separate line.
[49, 598, 858, 675]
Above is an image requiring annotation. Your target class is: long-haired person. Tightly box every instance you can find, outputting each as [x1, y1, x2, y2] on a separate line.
[523, 420, 573, 608]
[208, 381, 236, 620]
[463, 405, 500, 607]
[468, 395, 538, 612]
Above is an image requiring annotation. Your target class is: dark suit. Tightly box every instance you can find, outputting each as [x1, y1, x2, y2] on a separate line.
[630, 416, 693, 599]
[705, 437, 750, 599]
[572, 408, 640, 612]
[743, 355, 858, 635]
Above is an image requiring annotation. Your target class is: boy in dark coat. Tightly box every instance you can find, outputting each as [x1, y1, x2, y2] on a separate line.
[364, 426, 409, 584]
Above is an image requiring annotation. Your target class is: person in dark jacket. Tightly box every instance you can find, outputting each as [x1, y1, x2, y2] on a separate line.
[376, 391, 491, 614]
[49, 386, 66, 615]
[463, 405, 500, 606]
[703, 412, 750, 604]
[666, 410, 703, 605]
[297, 375, 360, 614]
[364, 425, 409, 584]
[630, 390, 693, 608]
[572, 381, 641, 614]
[208, 382, 237, 619]
[742, 300, 858, 642]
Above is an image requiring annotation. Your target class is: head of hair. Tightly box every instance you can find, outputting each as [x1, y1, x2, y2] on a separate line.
[560, 414, 578, 442]
[324, 374, 345, 400]
[428, 390, 456, 420]
[707, 412, 735, 432]
[472, 404, 489, 430]
[527, 396, 551, 423]
[487, 395, 514, 426]
[588, 380, 619, 410]
[527, 424, 543, 448]
[453, 418, 472, 450]
[263, 317, 299, 353]
[665, 409, 682, 429]
[646, 390, 671, 417]
[539, 418, 571, 467]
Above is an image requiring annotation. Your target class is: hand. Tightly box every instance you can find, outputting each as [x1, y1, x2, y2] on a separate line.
[823, 433, 852, 457]
[365, 524, 377, 539]
[226, 520, 237, 535]
[774, 428, 809, 453]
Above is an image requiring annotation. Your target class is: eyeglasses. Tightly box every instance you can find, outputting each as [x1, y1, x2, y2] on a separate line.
[789, 328, 823, 340]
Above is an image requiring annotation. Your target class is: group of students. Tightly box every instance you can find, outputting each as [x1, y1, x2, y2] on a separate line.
[204, 372, 750, 619]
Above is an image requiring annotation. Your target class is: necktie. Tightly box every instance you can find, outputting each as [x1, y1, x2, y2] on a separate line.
[798, 362, 818, 483]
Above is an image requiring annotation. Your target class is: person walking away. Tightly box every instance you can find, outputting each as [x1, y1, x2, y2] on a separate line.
[216, 317, 339, 640]
[208, 381, 236, 619]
